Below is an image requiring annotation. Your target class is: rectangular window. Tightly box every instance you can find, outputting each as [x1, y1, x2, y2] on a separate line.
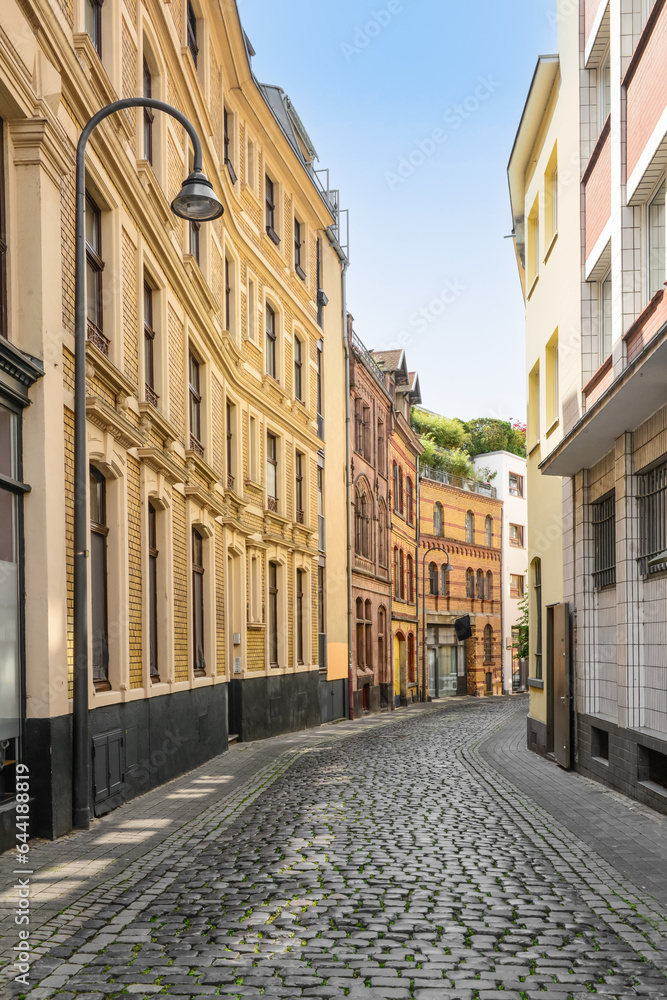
[551, 164, 558, 237]
[354, 398, 363, 454]
[600, 271, 612, 362]
[187, 0, 198, 67]
[528, 197, 539, 288]
[592, 492, 616, 588]
[638, 462, 667, 577]
[599, 53, 611, 127]
[0, 119, 6, 338]
[363, 405, 371, 461]
[648, 180, 665, 300]
[510, 574, 524, 598]
[267, 432, 278, 512]
[316, 238, 323, 326]
[296, 569, 304, 664]
[85, 0, 103, 57]
[90, 467, 109, 689]
[294, 336, 303, 401]
[223, 107, 237, 184]
[85, 195, 107, 355]
[266, 304, 276, 379]
[249, 414, 258, 482]
[294, 218, 306, 279]
[317, 464, 324, 552]
[143, 60, 154, 164]
[318, 565, 325, 635]
[509, 523, 524, 547]
[192, 528, 206, 675]
[377, 420, 385, 476]
[148, 502, 159, 680]
[144, 282, 158, 406]
[246, 136, 256, 191]
[316, 340, 323, 436]
[188, 352, 203, 456]
[295, 451, 304, 523]
[265, 175, 279, 244]
[529, 362, 540, 445]
[247, 276, 257, 341]
[226, 401, 234, 490]
[269, 561, 278, 666]
[509, 472, 524, 498]
[547, 337, 559, 426]
[189, 219, 201, 265]
[225, 257, 232, 333]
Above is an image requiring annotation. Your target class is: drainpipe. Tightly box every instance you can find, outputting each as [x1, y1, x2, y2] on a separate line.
[500, 500, 505, 694]
[341, 269, 354, 720]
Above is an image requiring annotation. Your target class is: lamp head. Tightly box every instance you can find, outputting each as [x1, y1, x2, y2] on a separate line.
[171, 169, 224, 221]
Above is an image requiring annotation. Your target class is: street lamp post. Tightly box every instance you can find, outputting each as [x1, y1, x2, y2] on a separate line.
[421, 544, 451, 703]
[73, 98, 223, 830]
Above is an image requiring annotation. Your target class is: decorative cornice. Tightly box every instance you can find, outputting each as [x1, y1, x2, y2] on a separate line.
[9, 117, 73, 187]
[183, 255, 219, 315]
[183, 483, 225, 516]
[86, 396, 145, 451]
[85, 341, 137, 399]
[0, 338, 44, 405]
[185, 448, 219, 488]
[138, 401, 179, 447]
[135, 446, 184, 485]
[72, 34, 133, 144]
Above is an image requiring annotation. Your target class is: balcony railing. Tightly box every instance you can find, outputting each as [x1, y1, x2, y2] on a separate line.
[227, 473, 235, 490]
[350, 331, 386, 390]
[267, 495, 278, 513]
[420, 465, 497, 498]
[296, 508, 304, 524]
[87, 323, 109, 357]
[189, 433, 204, 458]
[145, 384, 159, 408]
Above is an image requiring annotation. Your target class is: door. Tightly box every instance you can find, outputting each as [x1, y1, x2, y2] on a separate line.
[553, 602, 572, 769]
[427, 647, 436, 698]
[438, 646, 458, 698]
[456, 643, 468, 696]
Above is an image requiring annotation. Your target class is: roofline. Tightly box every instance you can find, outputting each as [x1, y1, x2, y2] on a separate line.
[507, 54, 559, 225]
[472, 450, 527, 462]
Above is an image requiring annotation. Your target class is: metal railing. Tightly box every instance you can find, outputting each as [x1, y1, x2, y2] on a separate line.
[350, 331, 386, 390]
[592, 493, 616, 588]
[420, 465, 497, 498]
[639, 463, 667, 577]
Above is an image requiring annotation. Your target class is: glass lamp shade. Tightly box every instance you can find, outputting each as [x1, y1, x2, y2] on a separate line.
[171, 170, 224, 221]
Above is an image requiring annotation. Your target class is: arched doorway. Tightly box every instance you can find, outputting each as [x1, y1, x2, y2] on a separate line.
[393, 631, 406, 706]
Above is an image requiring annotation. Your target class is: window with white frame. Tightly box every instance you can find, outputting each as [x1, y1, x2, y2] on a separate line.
[600, 270, 612, 362]
[598, 50, 611, 128]
[648, 179, 665, 300]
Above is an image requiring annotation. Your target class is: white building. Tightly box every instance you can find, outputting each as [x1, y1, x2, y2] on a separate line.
[473, 451, 528, 693]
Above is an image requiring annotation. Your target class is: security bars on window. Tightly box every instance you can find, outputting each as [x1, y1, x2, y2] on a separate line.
[592, 492, 616, 588]
[638, 463, 667, 577]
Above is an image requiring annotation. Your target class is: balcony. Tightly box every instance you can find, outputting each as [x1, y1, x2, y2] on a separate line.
[420, 465, 497, 499]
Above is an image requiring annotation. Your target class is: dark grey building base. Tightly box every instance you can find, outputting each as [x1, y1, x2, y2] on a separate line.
[352, 680, 381, 718]
[229, 671, 321, 743]
[526, 715, 550, 757]
[576, 714, 667, 816]
[12, 683, 229, 851]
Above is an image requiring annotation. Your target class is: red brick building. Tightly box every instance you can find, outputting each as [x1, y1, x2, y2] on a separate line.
[371, 351, 422, 706]
[349, 324, 393, 714]
[418, 468, 503, 697]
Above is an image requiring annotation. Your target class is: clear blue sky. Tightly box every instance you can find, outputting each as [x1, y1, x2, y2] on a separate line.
[237, 0, 557, 422]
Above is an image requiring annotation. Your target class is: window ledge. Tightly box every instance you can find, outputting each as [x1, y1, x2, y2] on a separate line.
[528, 440, 541, 457]
[526, 274, 539, 300]
[136, 160, 174, 230]
[528, 677, 544, 689]
[183, 255, 218, 315]
[545, 417, 560, 438]
[241, 181, 261, 210]
[543, 231, 558, 264]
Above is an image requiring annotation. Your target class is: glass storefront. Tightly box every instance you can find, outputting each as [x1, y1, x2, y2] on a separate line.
[427, 625, 466, 698]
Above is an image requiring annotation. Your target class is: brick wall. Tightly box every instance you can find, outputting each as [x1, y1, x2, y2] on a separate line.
[626, 5, 667, 178]
[127, 455, 143, 688]
[584, 128, 611, 260]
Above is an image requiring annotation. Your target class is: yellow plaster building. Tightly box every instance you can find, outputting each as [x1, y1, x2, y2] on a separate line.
[508, 11, 581, 758]
[0, 0, 347, 847]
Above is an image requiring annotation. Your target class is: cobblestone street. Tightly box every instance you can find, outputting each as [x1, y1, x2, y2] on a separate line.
[3, 698, 667, 1000]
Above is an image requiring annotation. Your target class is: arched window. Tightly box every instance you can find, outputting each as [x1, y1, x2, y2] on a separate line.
[355, 484, 371, 559]
[485, 515, 493, 546]
[355, 597, 365, 669]
[484, 624, 493, 662]
[441, 564, 448, 597]
[406, 477, 413, 524]
[354, 488, 363, 555]
[466, 567, 474, 598]
[399, 549, 405, 599]
[477, 568, 484, 599]
[365, 599, 373, 669]
[408, 634, 416, 683]
[429, 561, 438, 595]
[486, 570, 492, 600]
[434, 502, 443, 536]
[466, 510, 474, 544]
[406, 554, 414, 603]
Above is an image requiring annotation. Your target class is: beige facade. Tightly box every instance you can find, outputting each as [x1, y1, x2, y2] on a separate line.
[0, 0, 347, 847]
[508, 8, 581, 754]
